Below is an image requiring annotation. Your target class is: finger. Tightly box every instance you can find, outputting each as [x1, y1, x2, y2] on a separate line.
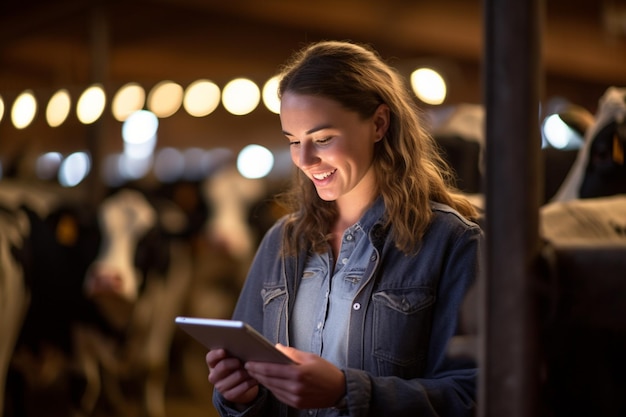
[247, 367, 305, 395]
[209, 357, 247, 385]
[214, 370, 258, 396]
[245, 361, 295, 378]
[275, 344, 306, 364]
[206, 348, 227, 368]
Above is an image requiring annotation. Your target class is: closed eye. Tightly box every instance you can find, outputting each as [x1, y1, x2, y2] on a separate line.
[315, 136, 333, 145]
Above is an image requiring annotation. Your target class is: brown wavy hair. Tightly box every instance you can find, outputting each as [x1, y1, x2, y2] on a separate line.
[276, 40, 478, 255]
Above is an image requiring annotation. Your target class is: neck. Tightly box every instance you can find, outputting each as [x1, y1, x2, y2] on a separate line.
[335, 167, 378, 228]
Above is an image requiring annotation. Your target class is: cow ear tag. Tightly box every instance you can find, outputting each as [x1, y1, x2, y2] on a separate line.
[612, 133, 624, 165]
[57, 214, 78, 246]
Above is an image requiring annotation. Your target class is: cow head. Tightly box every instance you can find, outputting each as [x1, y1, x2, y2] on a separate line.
[553, 86, 626, 201]
[84, 189, 162, 329]
[579, 117, 626, 198]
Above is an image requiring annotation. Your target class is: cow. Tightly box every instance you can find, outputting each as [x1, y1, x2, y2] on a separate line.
[429, 101, 604, 206]
[0, 203, 31, 417]
[201, 166, 268, 265]
[76, 187, 195, 417]
[552, 86, 626, 202]
[430, 103, 485, 195]
[2, 174, 236, 417]
[447, 87, 626, 415]
[0, 179, 102, 417]
[171, 166, 276, 399]
[540, 194, 626, 417]
[76, 167, 280, 414]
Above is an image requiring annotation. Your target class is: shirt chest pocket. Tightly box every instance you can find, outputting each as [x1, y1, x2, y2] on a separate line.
[371, 287, 435, 377]
[261, 286, 288, 343]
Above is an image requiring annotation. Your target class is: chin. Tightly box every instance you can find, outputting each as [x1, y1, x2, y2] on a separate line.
[315, 191, 339, 202]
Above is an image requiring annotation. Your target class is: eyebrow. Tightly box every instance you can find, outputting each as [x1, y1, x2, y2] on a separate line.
[282, 123, 334, 137]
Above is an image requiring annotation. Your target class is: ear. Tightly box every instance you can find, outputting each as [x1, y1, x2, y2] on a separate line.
[373, 103, 390, 142]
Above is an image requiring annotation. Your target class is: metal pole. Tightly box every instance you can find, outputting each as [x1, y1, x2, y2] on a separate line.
[481, 0, 543, 416]
[85, 1, 109, 207]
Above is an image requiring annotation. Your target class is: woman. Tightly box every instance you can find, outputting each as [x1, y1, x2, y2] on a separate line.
[206, 40, 482, 417]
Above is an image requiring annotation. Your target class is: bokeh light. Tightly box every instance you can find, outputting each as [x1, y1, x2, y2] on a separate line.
[541, 113, 584, 149]
[46, 89, 71, 127]
[154, 147, 185, 183]
[0, 95, 4, 124]
[58, 151, 91, 187]
[183, 79, 221, 117]
[147, 80, 183, 118]
[77, 84, 106, 124]
[182, 147, 210, 180]
[112, 82, 146, 122]
[11, 90, 37, 129]
[237, 144, 274, 179]
[222, 78, 260, 115]
[122, 110, 159, 159]
[410, 68, 447, 105]
[36, 152, 63, 180]
[262, 75, 281, 114]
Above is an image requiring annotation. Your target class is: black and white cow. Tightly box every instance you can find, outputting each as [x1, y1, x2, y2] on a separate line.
[540, 194, 626, 417]
[76, 187, 195, 417]
[0, 198, 31, 417]
[167, 167, 273, 399]
[430, 103, 485, 195]
[0, 179, 102, 417]
[446, 87, 626, 410]
[79, 170, 276, 415]
[1, 179, 208, 417]
[553, 86, 626, 202]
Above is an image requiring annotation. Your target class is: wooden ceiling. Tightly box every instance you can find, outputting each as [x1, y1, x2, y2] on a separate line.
[1, 0, 625, 162]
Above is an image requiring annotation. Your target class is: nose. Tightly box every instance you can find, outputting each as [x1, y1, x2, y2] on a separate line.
[295, 141, 320, 168]
[84, 263, 124, 297]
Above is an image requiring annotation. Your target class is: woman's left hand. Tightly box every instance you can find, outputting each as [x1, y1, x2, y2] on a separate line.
[244, 344, 346, 409]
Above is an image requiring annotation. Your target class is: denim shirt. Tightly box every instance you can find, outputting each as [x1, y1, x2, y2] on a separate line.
[213, 200, 483, 417]
[291, 198, 385, 370]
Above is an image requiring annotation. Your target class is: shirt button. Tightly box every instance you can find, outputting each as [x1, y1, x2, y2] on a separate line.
[346, 234, 353, 241]
[370, 254, 377, 262]
[353, 303, 361, 310]
[341, 258, 348, 264]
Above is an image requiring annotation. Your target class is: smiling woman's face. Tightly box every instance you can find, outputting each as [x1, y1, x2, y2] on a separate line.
[280, 92, 387, 207]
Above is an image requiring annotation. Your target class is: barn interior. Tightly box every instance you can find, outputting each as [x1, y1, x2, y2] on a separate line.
[1, 1, 626, 417]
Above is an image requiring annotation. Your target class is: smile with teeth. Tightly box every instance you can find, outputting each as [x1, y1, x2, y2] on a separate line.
[312, 169, 337, 180]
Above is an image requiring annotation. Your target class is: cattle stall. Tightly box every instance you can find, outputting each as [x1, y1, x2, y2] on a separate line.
[481, 1, 626, 417]
[2, 0, 626, 415]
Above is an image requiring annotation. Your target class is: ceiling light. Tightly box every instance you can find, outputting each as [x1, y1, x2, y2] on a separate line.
[0, 95, 4, 124]
[147, 80, 183, 118]
[222, 78, 260, 116]
[11, 90, 37, 129]
[77, 84, 106, 124]
[411, 68, 447, 105]
[46, 89, 71, 127]
[237, 144, 274, 179]
[262, 75, 281, 114]
[112, 82, 146, 122]
[184, 79, 221, 117]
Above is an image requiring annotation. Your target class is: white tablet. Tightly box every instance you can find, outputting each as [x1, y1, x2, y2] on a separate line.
[175, 316, 295, 364]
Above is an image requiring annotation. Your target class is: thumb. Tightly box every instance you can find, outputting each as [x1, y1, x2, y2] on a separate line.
[275, 343, 306, 363]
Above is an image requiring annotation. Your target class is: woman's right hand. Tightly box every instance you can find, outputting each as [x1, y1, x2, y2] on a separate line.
[206, 348, 260, 405]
